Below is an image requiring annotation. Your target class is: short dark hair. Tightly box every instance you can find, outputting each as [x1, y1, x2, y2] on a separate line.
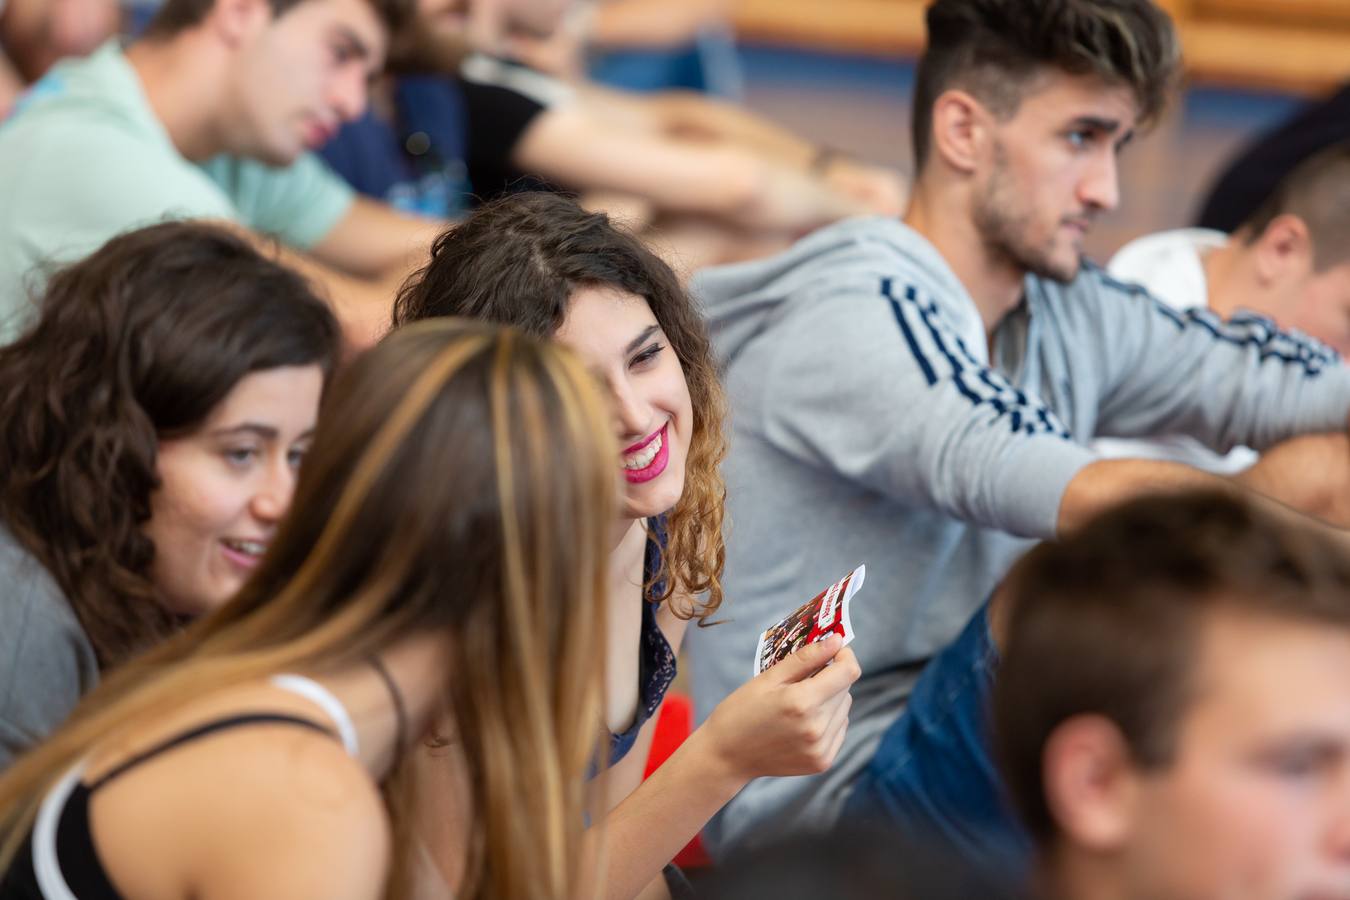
[0, 221, 341, 669]
[993, 491, 1350, 843]
[911, 0, 1182, 171]
[145, 0, 412, 38]
[1238, 142, 1350, 271]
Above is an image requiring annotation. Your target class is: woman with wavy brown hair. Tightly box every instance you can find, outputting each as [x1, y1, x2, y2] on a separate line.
[394, 192, 861, 900]
[0, 221, 341, 769]
[0, 320, 613, 900]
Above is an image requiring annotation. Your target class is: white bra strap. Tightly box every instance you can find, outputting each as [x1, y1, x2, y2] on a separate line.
[269, 674, 360, 758]
[32, 762, 86, 900]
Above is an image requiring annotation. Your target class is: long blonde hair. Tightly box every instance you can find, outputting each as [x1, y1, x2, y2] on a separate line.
[0, 321, 613, 900]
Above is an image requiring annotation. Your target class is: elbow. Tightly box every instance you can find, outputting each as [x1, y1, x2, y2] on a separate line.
[711, 151, 768, 216]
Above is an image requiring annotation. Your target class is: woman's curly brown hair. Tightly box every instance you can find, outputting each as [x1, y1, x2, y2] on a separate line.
[0, 222, 341, 668]
[392, 192, 728, 620]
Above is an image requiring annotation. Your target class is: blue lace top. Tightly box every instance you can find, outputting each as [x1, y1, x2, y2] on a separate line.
[607, 516, 678, 766]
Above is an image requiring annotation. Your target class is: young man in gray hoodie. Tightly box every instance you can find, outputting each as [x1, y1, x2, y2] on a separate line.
[684, 0, 1350, 865]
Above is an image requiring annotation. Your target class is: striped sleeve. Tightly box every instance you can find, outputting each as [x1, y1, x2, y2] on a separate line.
[1089, 267, 1350, 452]
[757, 277, 1095, 540]
[886, 279, 1071, 439]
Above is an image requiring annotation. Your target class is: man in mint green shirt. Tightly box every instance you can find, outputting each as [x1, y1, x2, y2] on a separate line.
[0, 0, 443, 346]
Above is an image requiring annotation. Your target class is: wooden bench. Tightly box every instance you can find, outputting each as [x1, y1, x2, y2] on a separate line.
[730, 0, 1350, 96]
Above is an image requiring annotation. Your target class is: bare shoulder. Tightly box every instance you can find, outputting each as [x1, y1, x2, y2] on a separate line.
[94, 724, 391, 900]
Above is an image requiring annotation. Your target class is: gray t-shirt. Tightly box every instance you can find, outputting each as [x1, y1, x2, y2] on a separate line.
[0, 524, 98, 770]
[684, 216, 1350, 856]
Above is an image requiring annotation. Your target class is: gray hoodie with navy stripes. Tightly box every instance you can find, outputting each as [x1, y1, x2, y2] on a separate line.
[683, 215, 1350, 857]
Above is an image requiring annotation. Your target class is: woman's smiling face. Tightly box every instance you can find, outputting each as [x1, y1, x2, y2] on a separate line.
[143, 364, 324, 617]
[554, 285, 693, 522]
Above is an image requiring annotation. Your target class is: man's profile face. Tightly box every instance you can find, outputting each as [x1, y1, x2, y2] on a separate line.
[970, 73, 1137, 283]
[1115, 610, 1350, 899]
[1285, 260, 1350, 358]
[230, 0, 387, 165]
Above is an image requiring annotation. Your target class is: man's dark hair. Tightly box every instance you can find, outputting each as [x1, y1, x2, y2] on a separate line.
[911, 0, 1182, 171]
[1238, 141, 1350, 272]
[146, 0, 412, 38]
[993, 491, 1350, 843]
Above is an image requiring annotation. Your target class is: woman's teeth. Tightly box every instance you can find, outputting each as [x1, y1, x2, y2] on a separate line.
[223, 538, 266, 558]
[623, 430, 663, 470]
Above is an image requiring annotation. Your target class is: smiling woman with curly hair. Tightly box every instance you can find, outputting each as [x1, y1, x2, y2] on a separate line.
[393, 192, 860, 900]
[0, 221, 341, 769]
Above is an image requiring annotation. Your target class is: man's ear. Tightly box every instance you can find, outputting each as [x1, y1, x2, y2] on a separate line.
[1042, 715, 1140, 852]
[205, 0, 272, 48]
[1250, 214, 1316, 287]
[929, 89, 989, 176]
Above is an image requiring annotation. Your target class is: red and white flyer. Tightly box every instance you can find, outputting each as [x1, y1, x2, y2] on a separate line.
[753, 564, 865, 676]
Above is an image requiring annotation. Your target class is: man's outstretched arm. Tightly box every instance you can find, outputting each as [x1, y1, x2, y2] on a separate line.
[224, 199, 446, 348]
[1058, 452, 1350, 554]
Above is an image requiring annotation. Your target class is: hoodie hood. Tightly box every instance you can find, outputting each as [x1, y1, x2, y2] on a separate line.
[691, 216, 983, 368]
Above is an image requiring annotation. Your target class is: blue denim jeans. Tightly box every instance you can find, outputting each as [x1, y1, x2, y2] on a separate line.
[843, 603, 1031, 875]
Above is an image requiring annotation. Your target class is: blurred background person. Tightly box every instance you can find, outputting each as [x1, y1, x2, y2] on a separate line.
[320, 0, 905, 270]
[1196, 79, 1350, 235]
[0, 0, 444, 347]
[1098, 143, 1350, 476]
[0, 0, 120, 118]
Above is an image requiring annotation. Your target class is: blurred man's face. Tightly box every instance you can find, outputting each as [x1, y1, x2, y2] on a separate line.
[971, 73, 1137, 284]
[228, 0, 386, 165]
[1283, 260, 1350, 358]
[1100, 610, 1350, 900]
[0, 0, 119, 79]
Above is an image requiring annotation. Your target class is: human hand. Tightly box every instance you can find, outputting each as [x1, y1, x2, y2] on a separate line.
[1236, 432, 1350, 528]
[822, 159, 908, 217]
[700, 634, 861, 782]
[744, 163, 869, 234]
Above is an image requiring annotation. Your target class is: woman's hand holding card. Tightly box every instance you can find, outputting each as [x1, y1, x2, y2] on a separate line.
[700, 634, 861, 782]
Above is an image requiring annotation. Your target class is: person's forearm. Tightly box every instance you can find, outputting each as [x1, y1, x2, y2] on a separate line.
[737, 162, 864, 232]
[1233, 432, 1350, 526]
[1058, 458, 1217, 535]
[646, 92, 817, 169]
[202, 219, 401, 349]
[593, 725, 745, 900]
[267, 243, 400, 349]
[1060, 457, 1350, 552]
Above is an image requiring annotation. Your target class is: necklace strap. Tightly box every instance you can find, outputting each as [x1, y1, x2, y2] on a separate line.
[368, 655, 409, 754]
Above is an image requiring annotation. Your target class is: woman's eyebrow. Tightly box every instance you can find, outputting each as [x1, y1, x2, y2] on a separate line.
[625, 325, 660, 355]
[209, 423, 279, 440]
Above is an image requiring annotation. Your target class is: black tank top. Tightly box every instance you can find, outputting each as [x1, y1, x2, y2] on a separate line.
[0, 713, 338, 899]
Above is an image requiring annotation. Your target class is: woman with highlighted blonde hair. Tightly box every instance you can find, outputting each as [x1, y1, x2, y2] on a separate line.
[0, 321, 614, 900]
[395, 192, 861, 899]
